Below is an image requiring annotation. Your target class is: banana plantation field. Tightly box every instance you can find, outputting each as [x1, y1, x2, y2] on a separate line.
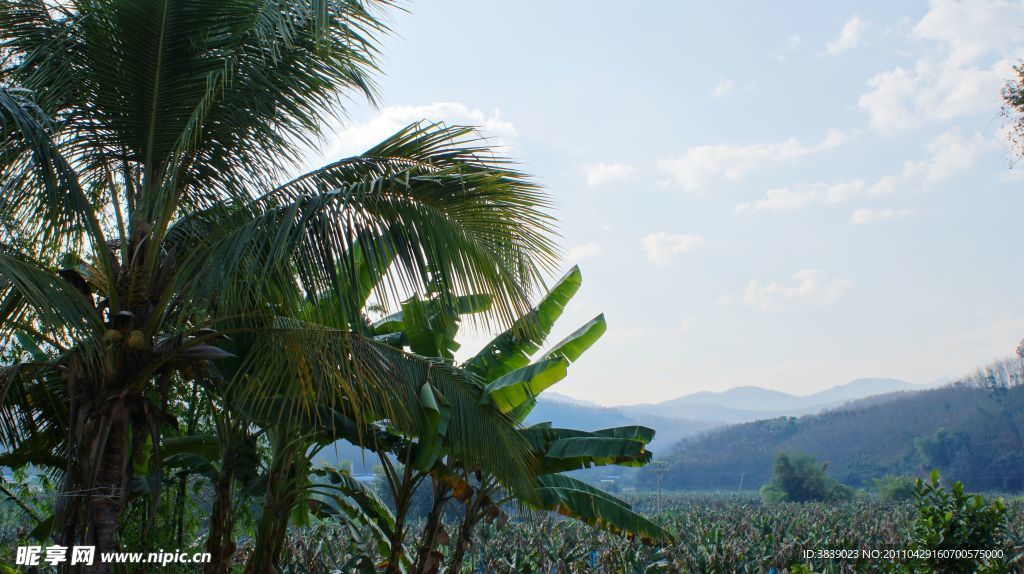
[3, 490, 1024, 573]
[447, 492, 1024, 574]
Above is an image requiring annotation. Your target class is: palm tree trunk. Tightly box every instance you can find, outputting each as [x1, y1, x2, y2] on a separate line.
[80, 403, 131, 574]
[204, 447, 237, 574]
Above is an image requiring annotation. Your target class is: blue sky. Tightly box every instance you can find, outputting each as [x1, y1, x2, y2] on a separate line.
[311, 0, 1024, 405]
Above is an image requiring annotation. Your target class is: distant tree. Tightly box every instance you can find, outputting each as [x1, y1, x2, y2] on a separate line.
[915, 428, 968, 468]
[759, 452, 853, 503]
[1004, 64, 1024, 162]
[874, 475, 917, 503]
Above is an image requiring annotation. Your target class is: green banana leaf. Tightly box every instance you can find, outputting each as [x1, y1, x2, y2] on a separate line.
[413, 382, 451, 471]
[530, 474, 671, 543]
[398, 296, 444, 357]
[545, 313, 606, 362]
[522, 425, 655, 448]
[521, 425, 656, 473]
[588, 425, 656, 443]
[542, 437, 652, 472]
[309, 232, 399, 327]
[161, 434, 220, 460]
[465, 266, 582, 380]
[376, 294, 493, 359]
[480, 357, 568, 413]
[163, 452, 219, 481]
[510, 313, 607, 420]
[347, 233, 399, 311]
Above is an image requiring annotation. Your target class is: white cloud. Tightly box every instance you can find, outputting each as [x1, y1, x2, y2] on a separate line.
[776, 34, 802, 61]
[826, 16, 867, 55]
[870, 128, 991, 193]
[658, 129, 845, 192]
[918, 127, 991, 184]
[711, 78, 735, 97]
[915, 0, 1024, 65]
[736, 128, 989, 213]
[566, 242, 601, 262]
[641, 232, 704, 266]
[744, 270, 853, 310]
[849, 208, 914, 225]
[736, 180, 866, 213]
[323, 102, 517, 158]
[859, 0, 1024, 134]
[583, 162, 635, 186]
[736, 187, 816, 213]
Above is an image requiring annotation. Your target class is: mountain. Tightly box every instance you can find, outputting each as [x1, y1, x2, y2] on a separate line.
[524, 397, 719, 452]
[650, 386, 799, 411]
[646, 380, 1024, 493]
[317, 396, 719, 475]
[317, 379, 922, 477]
[802, 378, 918, 404]
[541, 391, 603, 408]
[621, 378, 918, 423]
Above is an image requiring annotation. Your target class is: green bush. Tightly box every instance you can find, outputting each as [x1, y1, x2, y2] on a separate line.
[759, 452, 854, 503]
[875, 475, 918, 502]
[907, 470, 1008, 573]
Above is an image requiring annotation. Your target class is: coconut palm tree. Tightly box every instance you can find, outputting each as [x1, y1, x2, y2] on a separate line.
[0, 1, 557, 571]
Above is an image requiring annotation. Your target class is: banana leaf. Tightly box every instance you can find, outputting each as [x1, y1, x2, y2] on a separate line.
[480, 357, 568, 413]
[413, 382, 451, 471]
[380, 294, 493, 359]
[544, 313, 606, 363]
[520, 425, 656, 473]
[530, 474, 671, 543]
[509, 313, 606, 421]
[465, 266, 582, 380]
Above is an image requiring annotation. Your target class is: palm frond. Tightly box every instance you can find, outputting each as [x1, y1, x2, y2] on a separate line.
[0, 252, 104, 341]
[166, 123, 558, 336]
[219, 322, 537, 496]
[0, 87, 105, 256]
[0, 360, 68, 461]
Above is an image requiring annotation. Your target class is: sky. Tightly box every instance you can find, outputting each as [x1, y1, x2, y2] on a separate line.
[308, 0, 1024, 406]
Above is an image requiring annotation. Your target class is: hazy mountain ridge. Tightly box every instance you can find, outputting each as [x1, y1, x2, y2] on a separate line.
[647, 381, 1024, 492]
[526, 378, 920, 453]
[618, 378, 919, 423]
[325, 378, 924, 475]
[524, 399, 720, 453]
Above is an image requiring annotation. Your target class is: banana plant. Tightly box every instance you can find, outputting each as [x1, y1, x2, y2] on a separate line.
[443, 267, 669, 573]
[356, 265, 670, 573]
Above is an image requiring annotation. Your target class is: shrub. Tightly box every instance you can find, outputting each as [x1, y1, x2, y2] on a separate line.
[759, 453, 854, 503]
[908, 470, 1008, 573]
[875, 475, 917, 502]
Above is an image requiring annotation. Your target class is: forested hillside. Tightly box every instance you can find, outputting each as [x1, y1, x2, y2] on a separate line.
[649, 358, 1024, 492]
